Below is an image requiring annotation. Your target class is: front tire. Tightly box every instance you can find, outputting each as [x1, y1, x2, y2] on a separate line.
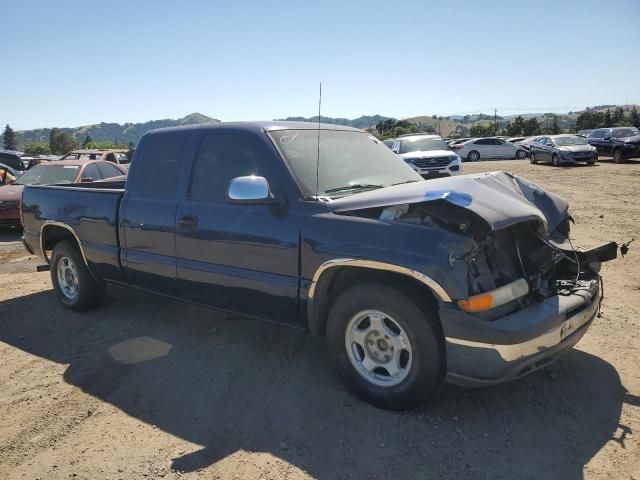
[530, 151, 537, 164]
[50, 240, 105, 311]
[326, 284, 443, 410]
[467, 150, 480, 162]
[613, 149, 625, 163]
[552, 154, 561, 167]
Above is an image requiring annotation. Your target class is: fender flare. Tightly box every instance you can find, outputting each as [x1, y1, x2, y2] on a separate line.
[306, 258, 452, 335]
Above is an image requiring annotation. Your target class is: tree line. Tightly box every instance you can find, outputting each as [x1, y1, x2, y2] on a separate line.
[2, 124, 133, 155]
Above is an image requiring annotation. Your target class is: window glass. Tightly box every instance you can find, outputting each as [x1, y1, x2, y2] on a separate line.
[612, 128, 639, 139]
[190, 132, 269, 201]
[475, 139, 490, 145]
[82, 164, 101, 181]
[97, 162, 122, 179]
[134, 132, 188, 198]
[589, 130, 603, 139]
[13, 165, 80, 185]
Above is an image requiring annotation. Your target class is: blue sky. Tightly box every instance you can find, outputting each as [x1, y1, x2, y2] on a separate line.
[3, 0, 639, 130]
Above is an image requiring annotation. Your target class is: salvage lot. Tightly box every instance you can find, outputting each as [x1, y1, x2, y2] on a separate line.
[0, 160, 638, 479]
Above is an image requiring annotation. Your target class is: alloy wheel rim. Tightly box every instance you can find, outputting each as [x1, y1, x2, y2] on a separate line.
[57, 256, 79, 300]
[344, 309, 413, 387]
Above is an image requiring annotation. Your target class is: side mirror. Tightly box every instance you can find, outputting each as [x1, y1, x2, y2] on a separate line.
[81, 177, 94, 183]
[227, 176, 278, 205]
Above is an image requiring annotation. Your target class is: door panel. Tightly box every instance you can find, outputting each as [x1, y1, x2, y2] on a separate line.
[174, 130, 300, 324]
[120, 131, 190, 293]
[175, 201, 299, 322]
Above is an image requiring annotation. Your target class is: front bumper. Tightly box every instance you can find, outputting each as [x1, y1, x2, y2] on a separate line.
[441, 283, 600, 386]
[409, 163, 461, 178]
[560, 152, 597, 163]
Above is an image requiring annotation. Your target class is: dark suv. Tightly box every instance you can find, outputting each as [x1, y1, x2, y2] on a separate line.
[587, 127, 640, 163]
[0, 150, 27, 172]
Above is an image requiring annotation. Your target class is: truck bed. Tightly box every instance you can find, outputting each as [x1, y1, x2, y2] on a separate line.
[22, 183, 126, 281]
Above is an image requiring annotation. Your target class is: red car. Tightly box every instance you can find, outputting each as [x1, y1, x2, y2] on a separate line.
[0, 159, 126, 227]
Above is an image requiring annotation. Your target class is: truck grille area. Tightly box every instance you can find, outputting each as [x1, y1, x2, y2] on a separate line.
[410, 157, 452, 169]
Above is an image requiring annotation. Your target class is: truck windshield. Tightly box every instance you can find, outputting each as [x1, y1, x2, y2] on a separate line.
[400, 137, 450, 153]
[13, 165, 79, 185]
[269, 130, 421, 198]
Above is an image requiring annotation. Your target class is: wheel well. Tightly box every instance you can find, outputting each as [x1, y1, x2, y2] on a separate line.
[42, 225, 77, 259]
[309, 267, 441, 338]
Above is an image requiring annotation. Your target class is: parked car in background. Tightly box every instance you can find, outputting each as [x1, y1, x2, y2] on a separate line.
[577, 129, 594, 138]
[453, 137, 528, 161]
[59, 149, 132, 166]
[0, 163, 21, 186]
[383, 139, 395, 149]
[0, 150, 27, 172]
[529, 135, 598, 166]
[391, 134, 461, 178]
[587, 127, 640, 163]
[0, 159, 126, 227]
[21, 121, 617, 410]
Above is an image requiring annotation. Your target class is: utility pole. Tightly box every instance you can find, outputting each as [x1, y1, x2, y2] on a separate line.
[494, 108, 498, 135]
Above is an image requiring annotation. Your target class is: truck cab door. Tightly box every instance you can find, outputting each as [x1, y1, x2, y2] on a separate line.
[120, 131, 191, 293]
[174, 130, 300, 324]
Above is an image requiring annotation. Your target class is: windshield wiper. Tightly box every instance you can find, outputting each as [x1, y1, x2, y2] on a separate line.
[324, 183, 384, 194]
[391, 180, 419, 186]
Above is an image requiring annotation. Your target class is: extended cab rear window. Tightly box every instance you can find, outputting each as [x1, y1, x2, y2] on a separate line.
[133, 132, 189, 198]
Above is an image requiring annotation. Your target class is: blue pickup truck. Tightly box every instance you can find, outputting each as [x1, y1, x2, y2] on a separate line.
[21, 122, 617, 410]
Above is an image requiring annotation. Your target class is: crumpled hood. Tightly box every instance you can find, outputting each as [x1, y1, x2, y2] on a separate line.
[328, 171, 569, 236]
[0, 184, 24, 200]
[398, 149, 456, 159]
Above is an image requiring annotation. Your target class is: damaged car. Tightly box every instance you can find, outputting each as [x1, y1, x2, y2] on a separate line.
[21, 122, 618, 410]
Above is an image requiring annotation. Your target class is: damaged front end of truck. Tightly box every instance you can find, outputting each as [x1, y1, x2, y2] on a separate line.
[329, 171, 618, 385]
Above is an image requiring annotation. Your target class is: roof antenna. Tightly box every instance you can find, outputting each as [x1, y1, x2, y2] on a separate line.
[315, 82, 322, 198]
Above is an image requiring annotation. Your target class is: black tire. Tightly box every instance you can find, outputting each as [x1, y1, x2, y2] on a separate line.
[552, 154, 560, 167]
[613, 149, 625, 164]
[515, 149, 528, 160]
[50, 239, 105, 311]
[530, 151, 537, 164]
[467, 150, 480, 162]
[326, 283, 443, 410]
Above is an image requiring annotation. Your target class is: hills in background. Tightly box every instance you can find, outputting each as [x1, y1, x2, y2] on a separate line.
[3, 105, 637, 149]
[7, 113, 220, 148]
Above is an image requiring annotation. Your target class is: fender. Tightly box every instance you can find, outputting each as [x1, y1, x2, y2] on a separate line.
[40, 221, 90, 268]
[306, 258, 452, 335]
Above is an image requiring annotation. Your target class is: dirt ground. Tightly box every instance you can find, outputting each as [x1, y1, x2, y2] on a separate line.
[0, 159, 638, 480]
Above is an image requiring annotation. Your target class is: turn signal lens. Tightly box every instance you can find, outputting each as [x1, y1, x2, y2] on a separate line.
[458, 279, 529, 313]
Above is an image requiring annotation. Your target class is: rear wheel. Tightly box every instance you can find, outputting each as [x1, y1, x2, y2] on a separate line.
[530, 151, 537, 164]
[515, 149, 528, 159]
[613, 149, 625, 164]
[50, 240, 105, 311]
[467, 150, 480, 162]
[326, 284, 443, 410]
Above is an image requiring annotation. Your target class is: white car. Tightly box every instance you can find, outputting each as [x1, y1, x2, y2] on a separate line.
[391, 134, 462, 178]
[453, 137, 529, 161]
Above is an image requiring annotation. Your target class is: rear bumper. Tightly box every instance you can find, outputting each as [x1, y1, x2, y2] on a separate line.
[441, 283, 600, 386]
[0, 207, 20, 226]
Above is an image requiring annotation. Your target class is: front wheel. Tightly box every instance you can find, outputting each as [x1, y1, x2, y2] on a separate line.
[530, 151, 537, 164]
[467, 150, 480, 162]
[326, 284, 443, 410]
[613, 149, 625, 164]
[51, 240, 105, 311]
[552, 154, 561, 167]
